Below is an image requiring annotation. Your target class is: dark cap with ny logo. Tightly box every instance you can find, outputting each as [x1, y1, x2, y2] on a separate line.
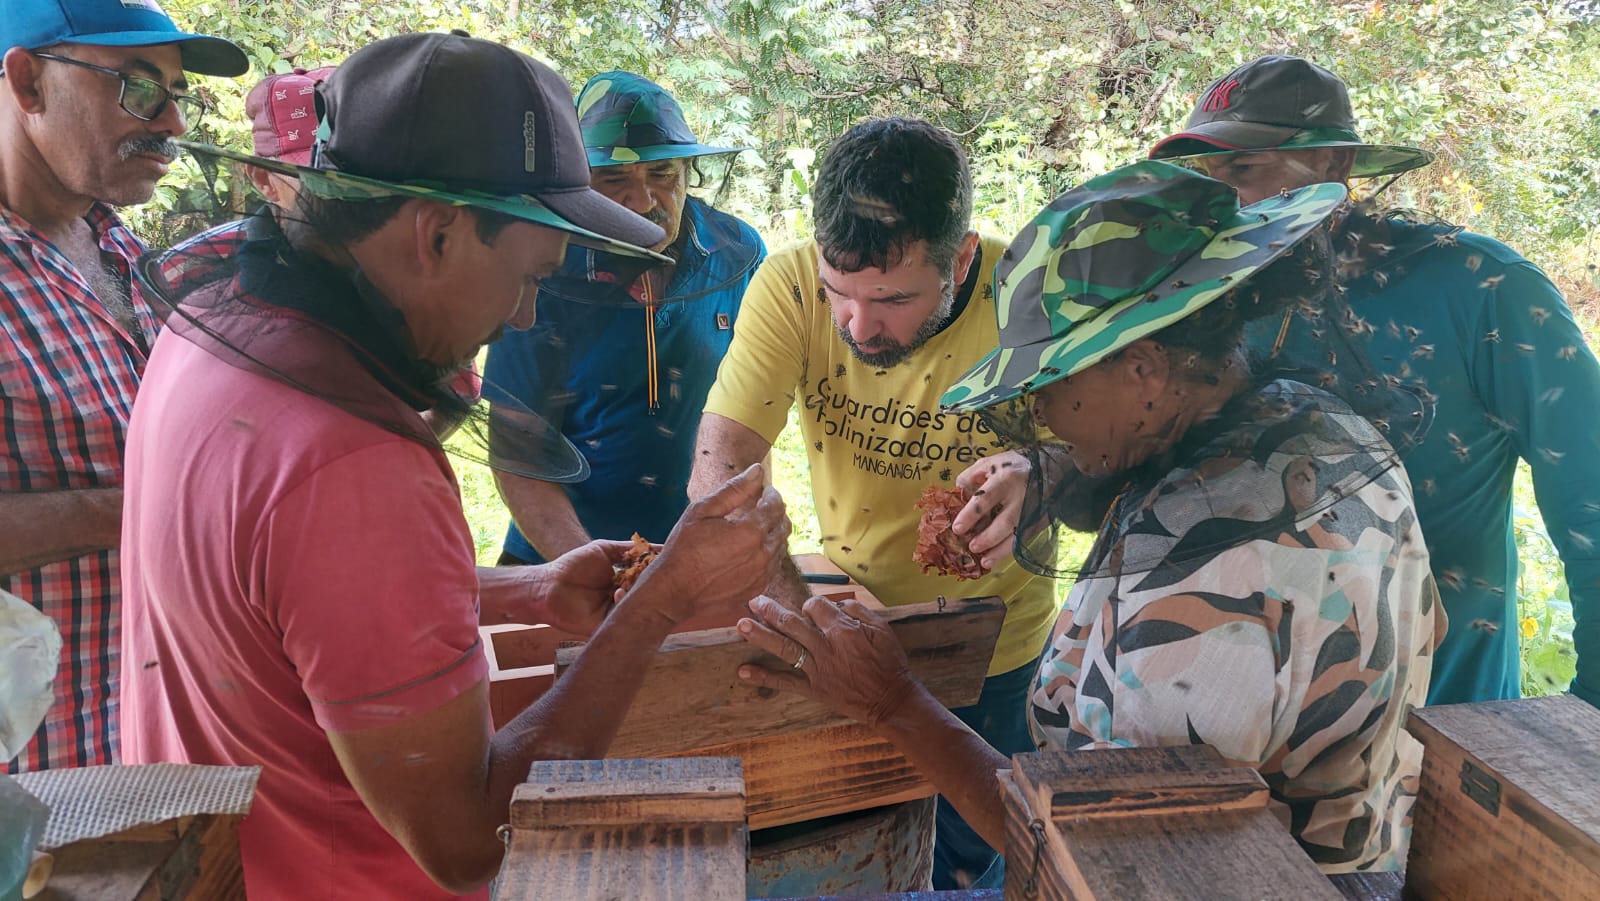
[1148, 54, 1433, 179]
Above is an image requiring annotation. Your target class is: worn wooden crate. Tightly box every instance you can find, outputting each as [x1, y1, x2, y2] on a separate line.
[13, 764, 258, 901]
[558, 595, 1002, 829]
[486, 554, 1004, 831]
[1000, 746, 1340, 900]
[1405, 695, 1600, 900]
[496, 757, 748, 901]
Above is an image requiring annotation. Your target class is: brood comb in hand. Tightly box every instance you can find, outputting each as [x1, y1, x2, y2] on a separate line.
[613, 532, 658, 594]
[913, 486, 988, 581]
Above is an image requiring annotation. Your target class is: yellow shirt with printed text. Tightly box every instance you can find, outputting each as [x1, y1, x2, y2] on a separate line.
[704, 237, 1057, 676]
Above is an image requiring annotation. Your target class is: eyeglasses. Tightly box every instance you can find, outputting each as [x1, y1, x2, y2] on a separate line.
[31, 53, 206, 127]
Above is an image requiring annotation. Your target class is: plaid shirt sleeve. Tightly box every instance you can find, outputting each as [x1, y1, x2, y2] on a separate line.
[1, 203, 156, 771]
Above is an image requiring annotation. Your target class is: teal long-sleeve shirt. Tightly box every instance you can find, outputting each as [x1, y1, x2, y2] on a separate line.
[1259, 219, 1600, 706]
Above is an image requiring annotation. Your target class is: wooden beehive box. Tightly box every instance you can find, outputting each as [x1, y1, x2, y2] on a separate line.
[999, 746, 1340, 900]
[13, 764, 257, 901]
[555, 595, 1002, 830]
[485, 554, 1004, 831]
[1405, 695, 1600, 900]
[495, 757, 747, 901]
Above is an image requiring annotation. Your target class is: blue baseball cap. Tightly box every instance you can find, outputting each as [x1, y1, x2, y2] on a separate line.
[2, 0, 248, 77]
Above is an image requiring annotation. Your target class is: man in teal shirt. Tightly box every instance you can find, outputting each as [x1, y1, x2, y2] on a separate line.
[1149, 54, 1600, 706]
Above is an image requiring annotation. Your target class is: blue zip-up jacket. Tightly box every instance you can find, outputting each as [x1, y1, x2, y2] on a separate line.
[485, 197, 764, 562]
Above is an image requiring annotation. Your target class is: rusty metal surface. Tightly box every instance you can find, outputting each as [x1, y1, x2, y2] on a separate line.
[747, 796, 935, 899]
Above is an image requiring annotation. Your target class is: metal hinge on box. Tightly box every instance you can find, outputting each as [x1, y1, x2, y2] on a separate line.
[1459, 759, 1502, 816]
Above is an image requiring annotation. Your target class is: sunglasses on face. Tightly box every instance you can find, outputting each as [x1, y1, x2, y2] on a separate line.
[30, 53, 206, 127]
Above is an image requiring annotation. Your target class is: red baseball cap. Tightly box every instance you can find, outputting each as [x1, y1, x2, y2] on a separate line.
[245, 66, 337, 165]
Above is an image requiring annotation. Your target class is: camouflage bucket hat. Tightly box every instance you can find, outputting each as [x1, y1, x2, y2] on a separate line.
[575, 70, 748, 167]
[941, 160, 1347, 413]
[1148, 55, 1433, 179]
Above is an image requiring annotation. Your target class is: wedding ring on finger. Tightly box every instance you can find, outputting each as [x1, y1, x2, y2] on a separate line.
[792, 647, 808, 670]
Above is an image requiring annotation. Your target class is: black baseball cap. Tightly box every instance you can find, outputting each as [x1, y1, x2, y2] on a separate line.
[1149, 55, 1433, 179]
[176, 31, 666, 259]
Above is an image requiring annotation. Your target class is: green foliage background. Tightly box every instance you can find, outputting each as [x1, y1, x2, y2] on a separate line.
[150, 0, 1597, 694]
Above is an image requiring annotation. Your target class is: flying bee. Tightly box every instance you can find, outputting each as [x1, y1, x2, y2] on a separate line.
[1464, 254, 1482, 273]
[1529, 306, 1550, 326]
[1469, 618, 1499, 634]
[1558, 345, 1579, 361]
[1570, 530, 1596, 553]
[1438, 568, 1465, 591]
[1482, 330, 1501, 344]
[1411, 344, 1435, 360]
[1479, 275, 1505, 290]
[1539, 386, 1565, 405]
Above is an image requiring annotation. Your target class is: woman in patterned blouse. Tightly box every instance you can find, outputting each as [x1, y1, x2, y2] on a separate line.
[736, 161, 1443, 882]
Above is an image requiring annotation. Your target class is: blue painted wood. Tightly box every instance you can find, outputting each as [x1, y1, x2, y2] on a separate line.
[747, 797, 935, 899]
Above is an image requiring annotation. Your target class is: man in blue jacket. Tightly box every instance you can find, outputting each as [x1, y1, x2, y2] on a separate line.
[1150, 54, 1600, 707]
[487, 72, 765, 563]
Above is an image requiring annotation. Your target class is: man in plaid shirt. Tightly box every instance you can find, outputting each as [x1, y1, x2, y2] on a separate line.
[0, 0, 245, 771]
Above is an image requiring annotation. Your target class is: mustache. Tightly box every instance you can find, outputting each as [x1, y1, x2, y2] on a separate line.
[118, 136, 180, 162]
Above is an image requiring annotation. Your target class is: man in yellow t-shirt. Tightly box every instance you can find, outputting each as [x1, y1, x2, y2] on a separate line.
[689, 117, 1056, 889]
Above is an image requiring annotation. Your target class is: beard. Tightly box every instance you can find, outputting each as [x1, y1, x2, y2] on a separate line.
[834, 281, 956, 369]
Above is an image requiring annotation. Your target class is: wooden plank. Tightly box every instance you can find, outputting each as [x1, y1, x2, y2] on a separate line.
[557, 596, 1005, 759]
[674, 723, 935, 831]
[1055, 808, 1340, 900]
[1012, 745, 1268, 822]
[35, 814, 245, 901]
[1002, 748, 1337, 901]
[511, 758, 746, 828]
[1405, 696, 1600, 899]
[496, 757, 748, 901]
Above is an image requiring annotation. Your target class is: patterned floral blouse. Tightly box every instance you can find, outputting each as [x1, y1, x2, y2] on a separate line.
[1030, 379, 1444, 873]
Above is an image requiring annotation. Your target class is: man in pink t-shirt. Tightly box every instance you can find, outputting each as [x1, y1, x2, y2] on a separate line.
[118, 33, 788, 899]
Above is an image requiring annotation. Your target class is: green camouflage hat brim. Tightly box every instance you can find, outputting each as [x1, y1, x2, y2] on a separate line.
[180, 140, 671, 263]
[588, 142, 749, 167]
[1149, 125, 1434, 180]
[940, 181, 1347, 413]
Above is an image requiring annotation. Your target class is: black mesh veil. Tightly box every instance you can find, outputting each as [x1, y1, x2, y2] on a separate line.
[136, 205, 594, 482]
[980, 201, 1436, 581]
[534, 207, 759, 309]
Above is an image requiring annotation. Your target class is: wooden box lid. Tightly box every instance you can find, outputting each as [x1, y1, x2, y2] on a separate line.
[1002, 746, 1338, 900]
